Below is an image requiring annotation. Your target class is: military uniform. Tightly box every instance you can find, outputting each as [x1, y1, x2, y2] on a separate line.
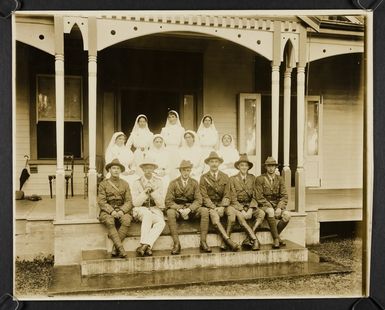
[165, 176, 210, 253]
[254, 170, 291, 247]
[98, 176, 133, 257]
[229, 172, 265, 250]
[200, 169, 239, 251]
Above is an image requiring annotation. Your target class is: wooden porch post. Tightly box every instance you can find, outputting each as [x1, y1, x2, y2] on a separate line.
[282, 67, 292, 199]
[271, 21, 281, 164]
[295, 26, 307, 214]
[54, 16, 65, 221]
[271, 64, 280, 162]
[295, 66, 306, 213]
[88, 16, 98, 219]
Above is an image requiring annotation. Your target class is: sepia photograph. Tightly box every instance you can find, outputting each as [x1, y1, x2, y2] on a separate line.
[12, 10, 372, 299]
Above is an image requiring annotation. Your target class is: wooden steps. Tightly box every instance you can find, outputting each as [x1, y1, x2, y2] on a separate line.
[81, 241, 308, 276]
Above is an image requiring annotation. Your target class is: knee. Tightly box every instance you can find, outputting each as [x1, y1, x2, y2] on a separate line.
[275, 208, 282, 218]
[256, 209, 266, 220]
[265, 207, 275, 218]
[120, 214, 132, 226]
[282, 210, 291, 222]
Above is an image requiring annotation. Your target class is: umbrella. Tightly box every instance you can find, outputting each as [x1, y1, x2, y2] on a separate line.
[19, 155, 30, 190]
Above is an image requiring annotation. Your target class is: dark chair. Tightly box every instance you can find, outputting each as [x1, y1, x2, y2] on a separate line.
[48, 154, 74, 199]
[83, 155, 105, 199]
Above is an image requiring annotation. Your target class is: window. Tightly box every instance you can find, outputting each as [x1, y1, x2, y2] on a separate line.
[36, 75, 83, 159]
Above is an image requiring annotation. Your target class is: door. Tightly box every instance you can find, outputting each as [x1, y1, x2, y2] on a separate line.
[120, 90, 180, 135]
[305, 96, 323, 187]
[238, 93, 262, 176]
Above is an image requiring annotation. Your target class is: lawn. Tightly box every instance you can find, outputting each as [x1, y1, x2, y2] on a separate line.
[14, 238, 363, 298]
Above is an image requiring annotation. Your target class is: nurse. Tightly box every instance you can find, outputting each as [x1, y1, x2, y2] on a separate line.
[178, 130, 205, 181]
[160, 110, 185, 180]
[197, 114, 219, 158]
[147, 134, 171, 196]
[126, 114, 154, 172]
[105, 132, 137, 185]
[218, 134, 240, 177]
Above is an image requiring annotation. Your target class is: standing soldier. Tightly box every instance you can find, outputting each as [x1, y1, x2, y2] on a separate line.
[229, 154, 265, 251]
[254, 157, 291, 249]
[200, 151, 240, 252]
[98, 159, 133, 258]
[131, 158, 166, 257]
[165, 160, 211, 255]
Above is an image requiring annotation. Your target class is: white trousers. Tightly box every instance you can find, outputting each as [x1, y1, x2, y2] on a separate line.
[133, 206, 165, 248]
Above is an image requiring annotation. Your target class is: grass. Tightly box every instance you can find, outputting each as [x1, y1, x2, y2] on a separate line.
[14, 238, 363, 298]
[14, 255, 54, 298]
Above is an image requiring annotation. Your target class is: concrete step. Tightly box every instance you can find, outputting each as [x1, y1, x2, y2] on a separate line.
[49, 258, 351, 296]
[81, 241, 308, 276]
[107, 231, 275, 252]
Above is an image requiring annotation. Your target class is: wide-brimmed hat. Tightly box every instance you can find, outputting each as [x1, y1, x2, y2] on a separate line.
[234, 153, 253, 170]
[204, 151, 224, 164]
[105, 158, 125, 172]
[177, 160, 194, 170]
[139, 158, 158, 170]
[264, 156, 279, 166]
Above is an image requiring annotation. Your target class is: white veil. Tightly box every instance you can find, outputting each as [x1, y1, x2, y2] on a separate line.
[131, 114, 151, 134]
[219, 134, 236, 151]
[164, 110, 183, 128]
[105, 132, 127, 157]
[181, 130, 200, 149]
[149, 134, 166, 151]
[197, 114, 217, 134]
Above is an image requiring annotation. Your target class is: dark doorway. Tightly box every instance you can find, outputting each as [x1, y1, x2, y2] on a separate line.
[121, 90, 180, 135]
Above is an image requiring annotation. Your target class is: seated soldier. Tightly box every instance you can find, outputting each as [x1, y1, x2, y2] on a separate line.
[254, 157, 291, 249]
[200, 151, 240, 252]
[165, 160, 211, 255]
[229, 154, 264, 251]
[131, 158, 166, 257]
[98, 159, 133, 258]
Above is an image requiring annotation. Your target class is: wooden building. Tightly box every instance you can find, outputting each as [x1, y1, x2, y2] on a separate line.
[14, 12, 365, 264]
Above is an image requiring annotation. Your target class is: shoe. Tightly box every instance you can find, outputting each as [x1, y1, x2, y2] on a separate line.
[242, 237, 253, 248]
[272, 238, 280, 249]
[117, 246, 127, 258]
[136, 244, 148, 257]
[145, 246, 153, 256]
[220, 242, 228, 251]
[111, 245, 118, 257]
[200, 241, 212, 253]
[171, 242, 181, 255]
[225, 238, 240, 252]
[251, 238, 260, 251]
[279, 237, 286, 246]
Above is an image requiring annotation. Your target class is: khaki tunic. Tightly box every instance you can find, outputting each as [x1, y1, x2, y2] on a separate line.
[97, 177, 133, 215]
[254, 173, 288, 210]
[165, 177, 202, 212]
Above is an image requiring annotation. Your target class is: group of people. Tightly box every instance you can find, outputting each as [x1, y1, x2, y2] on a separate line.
[99, 110, 291, 258]
[105, 111, 240, 187]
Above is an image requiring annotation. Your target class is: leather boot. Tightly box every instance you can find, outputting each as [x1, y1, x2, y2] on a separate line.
[200, 241, 212, 253]
[117, 246, 127, 258]
[251, 237, 260, 251]
[111, 245, 117, 257]
[136, 244, 149, 257]
[225, 238, 240, 252]
[267, 217, 280, 249]
[277, 220, 288, 246]
[145, 246, 153, 256]
[171, 241, 181, 255]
